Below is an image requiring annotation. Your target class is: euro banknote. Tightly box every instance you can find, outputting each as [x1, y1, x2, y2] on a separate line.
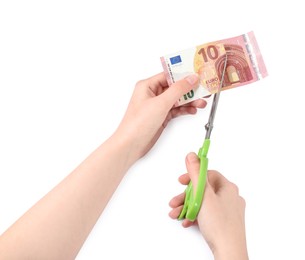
[160, 31, 268, 106]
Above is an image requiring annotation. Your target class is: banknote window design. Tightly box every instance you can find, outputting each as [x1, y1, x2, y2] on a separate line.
[226, 65, 240, 83]
[221, 44, 253, 88]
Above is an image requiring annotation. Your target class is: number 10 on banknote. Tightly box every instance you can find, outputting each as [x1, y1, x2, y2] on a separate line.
[160, 31, 268, 106]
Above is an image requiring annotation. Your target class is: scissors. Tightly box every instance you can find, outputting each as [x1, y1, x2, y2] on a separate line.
[178, 54, 228, 221]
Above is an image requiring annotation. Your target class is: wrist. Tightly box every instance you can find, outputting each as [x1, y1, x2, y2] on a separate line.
[109, 129, 140, 168]
[213, 240, 248, 260]
[113, 119, 154, 162]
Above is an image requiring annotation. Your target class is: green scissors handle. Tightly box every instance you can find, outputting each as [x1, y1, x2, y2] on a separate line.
[178, 139, 210, 221]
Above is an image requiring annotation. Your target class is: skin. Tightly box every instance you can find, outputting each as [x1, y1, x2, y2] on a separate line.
[0, 72, 248, 260]
[0, 73, 204, 259]
[169, 152, 248, 260]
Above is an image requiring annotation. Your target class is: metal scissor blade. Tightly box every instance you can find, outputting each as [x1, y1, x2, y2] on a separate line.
[205, 54, 228, 139]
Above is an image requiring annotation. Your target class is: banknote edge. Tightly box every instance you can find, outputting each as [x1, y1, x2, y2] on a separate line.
[244, 31, 268, 79]
[160, 56, 174, 85]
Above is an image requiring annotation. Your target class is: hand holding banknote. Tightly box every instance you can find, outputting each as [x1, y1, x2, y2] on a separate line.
[115, 72, 206, 160]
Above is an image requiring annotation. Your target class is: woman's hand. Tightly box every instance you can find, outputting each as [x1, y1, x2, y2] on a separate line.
[115, 72, 206, 161]
[169, 152, 248, 260]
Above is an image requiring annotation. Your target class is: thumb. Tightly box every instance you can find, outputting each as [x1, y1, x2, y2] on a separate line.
[185, 152, 201, 194]
[161, 74, 199, 107]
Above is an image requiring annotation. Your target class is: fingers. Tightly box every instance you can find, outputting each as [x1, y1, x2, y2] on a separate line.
[162, 99, 207, 127]
[168, 106, 198, 121]
[170, 99, 207, 118]
[168, 205, 184, 219]
[168, 207, 197, 228]
[168, 193, 197, 228]
[185, 152, 201, 194]
[169, 193, 185, 208]
[140, 73, 202, 109]
[168, 193, 185, 219]
[181, 99, 207, 108]
[145, 72, 169, 91]
[178, 173, 190, 185]
[182, 219, 197, 228]
[160, 74, 199, 108]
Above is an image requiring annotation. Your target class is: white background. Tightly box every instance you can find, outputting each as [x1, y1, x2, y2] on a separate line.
[0, 0, 304, 259]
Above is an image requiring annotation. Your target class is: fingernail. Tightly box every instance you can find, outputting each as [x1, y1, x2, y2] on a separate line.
[187, 152, 198, 163]
[185, 74, 199, 85]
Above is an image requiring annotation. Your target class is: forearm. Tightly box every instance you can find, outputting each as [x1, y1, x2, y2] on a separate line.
[0, 132, 136, 259]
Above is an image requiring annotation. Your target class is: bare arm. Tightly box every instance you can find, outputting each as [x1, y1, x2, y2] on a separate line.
[0, 134, 134, 259]
[0, 73, 203, 259]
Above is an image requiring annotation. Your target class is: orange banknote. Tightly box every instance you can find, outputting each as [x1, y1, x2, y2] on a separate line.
[161, 31, 268, 106]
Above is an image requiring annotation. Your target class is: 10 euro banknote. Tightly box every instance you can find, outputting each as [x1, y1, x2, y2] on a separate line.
[160, 31, 268, 106]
